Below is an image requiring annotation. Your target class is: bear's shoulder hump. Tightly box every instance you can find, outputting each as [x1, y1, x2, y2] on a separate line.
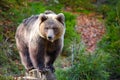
[23, 15, 39, 26]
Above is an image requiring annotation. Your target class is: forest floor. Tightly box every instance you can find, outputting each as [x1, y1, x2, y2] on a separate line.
[76, 13, 105, 53]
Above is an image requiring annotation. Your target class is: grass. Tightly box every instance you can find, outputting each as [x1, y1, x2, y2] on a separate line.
[63, 12, 80, 55]
[55, 42, 110, 80]
[98, 1, 120, 79]
[0, 75, 13, 80]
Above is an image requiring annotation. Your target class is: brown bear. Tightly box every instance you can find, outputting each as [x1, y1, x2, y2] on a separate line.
[15, 11, 65, 73]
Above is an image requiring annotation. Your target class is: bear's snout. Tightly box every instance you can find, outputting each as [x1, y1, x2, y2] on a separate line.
[47, 29, 55, 42]
[48, 36, 52, 40]
[47, 35, 54, 42]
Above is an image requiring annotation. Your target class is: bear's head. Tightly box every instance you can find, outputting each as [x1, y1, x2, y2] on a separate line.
[39, 11, 65, 42]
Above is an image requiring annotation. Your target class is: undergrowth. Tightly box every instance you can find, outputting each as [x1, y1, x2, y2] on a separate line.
[55, 42, 110, 80]
[98, 1, 120, 79]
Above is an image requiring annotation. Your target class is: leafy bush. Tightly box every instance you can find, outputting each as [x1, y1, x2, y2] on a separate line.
[56, 42, 110, 80]
[99, 24, 120, 79]
[68, 52, 110, 80]
[116, 1, 120, 23]
[98, 1, 120, 79]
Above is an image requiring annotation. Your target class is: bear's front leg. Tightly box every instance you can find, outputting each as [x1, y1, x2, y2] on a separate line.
[29, 41, 46, 73]
[16, 38, 34, 71]
[46, 40, 62, 73]
[46, 52, 58, 72]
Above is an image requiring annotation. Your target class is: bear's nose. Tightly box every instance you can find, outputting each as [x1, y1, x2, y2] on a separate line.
[48, 36, 52, 40]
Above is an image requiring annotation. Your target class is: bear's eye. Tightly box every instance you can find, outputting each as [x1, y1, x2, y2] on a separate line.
[53, 27, 57, 31]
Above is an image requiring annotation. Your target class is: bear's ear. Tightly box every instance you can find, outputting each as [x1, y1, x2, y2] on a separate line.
[39, 14, 47, 23]
[56, 13, 65, 25]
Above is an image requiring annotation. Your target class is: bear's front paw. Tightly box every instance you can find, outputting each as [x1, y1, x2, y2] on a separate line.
[26, 67, 35, 73]
[38, 67, 48, 74]
[46, 66, 55, 73]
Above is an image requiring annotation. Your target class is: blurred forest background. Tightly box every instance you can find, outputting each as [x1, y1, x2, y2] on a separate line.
[0, 0, 120, 80]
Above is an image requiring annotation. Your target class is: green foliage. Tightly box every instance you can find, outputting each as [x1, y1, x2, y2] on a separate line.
[68, 52, 110, 80]
[56, 42, 110, 80]
[102, 24, 120, 52]
[98, 1, 120, 79]
[0, 40, 22, 75]
[116, 1, 120, 24]
[44, 0, 64, 13]
[97, 4, 110, 15]
[28, 2, 46, 14]
[55, 68, 68, 80]
[59, 0, 95, 11]
[105, 0, 118, 5]
[69, 43, 110, 80]
[7, 1, 46, 24]
[99, 24, 120, 79]
[0, 75, 13, 80]
[63, 12, 80, 55]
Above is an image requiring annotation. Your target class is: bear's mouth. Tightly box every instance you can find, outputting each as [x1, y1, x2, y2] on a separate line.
[47, 37, 54, 42]
[48, 39, 54, 42]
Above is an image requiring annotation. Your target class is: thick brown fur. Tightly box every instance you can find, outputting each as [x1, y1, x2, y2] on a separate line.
[15, 11, 65, 73]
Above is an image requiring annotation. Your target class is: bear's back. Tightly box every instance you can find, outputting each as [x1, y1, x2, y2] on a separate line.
[23, 15, 39, 27]
[23, 11, 55, 27]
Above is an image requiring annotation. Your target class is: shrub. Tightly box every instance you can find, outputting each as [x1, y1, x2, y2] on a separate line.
[98, 1, 120, 79]
[56, 42, 110, 80]
[99, 24, 120, 79]
[68, 42, 110, 80]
